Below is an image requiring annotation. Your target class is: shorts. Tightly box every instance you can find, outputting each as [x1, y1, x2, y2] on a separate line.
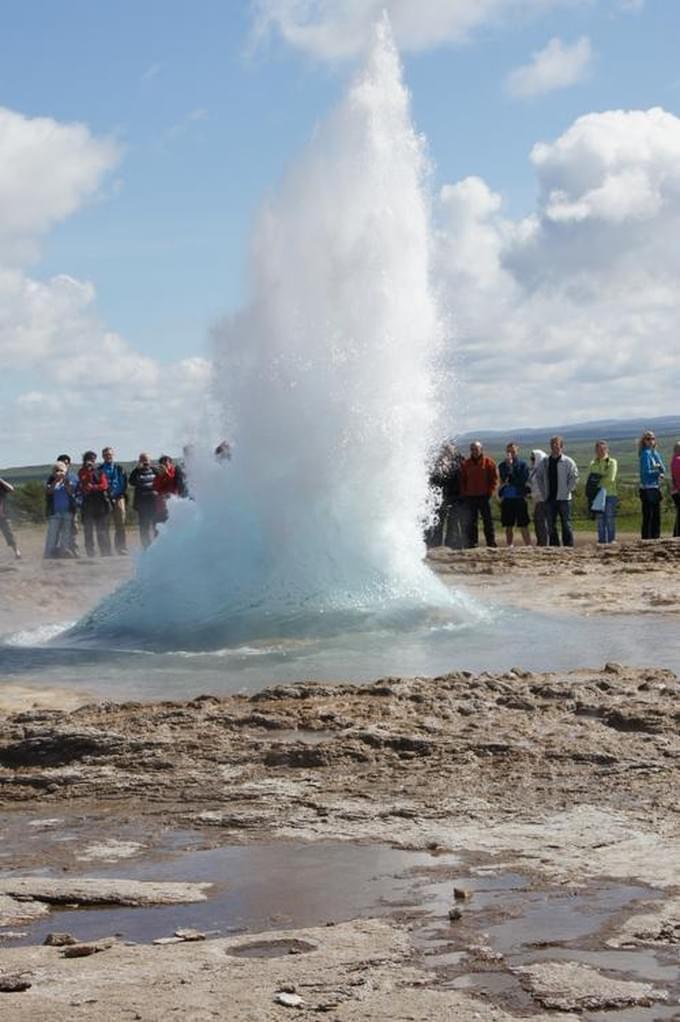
[500, 497, 530, 528]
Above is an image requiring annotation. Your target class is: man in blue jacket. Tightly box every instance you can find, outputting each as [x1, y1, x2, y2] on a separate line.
[498, 442, 531, 546]
[99, 446, 128, 555]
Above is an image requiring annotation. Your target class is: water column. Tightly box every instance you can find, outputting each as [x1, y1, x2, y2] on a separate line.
[77, 20, 461, 648]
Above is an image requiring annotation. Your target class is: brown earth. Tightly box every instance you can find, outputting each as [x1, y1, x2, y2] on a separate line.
[1, 533, 680, 1019]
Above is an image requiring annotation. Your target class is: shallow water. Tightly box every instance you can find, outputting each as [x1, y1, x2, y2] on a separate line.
[2, 841, 450, 946]
[1, 602, 679, 703]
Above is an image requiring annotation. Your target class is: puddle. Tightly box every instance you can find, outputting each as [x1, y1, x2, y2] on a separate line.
[526, 947, 680, 983]
[227, 937, 317, 958]
[2, 841, 455, 947]
[410, 870, 680, 1021]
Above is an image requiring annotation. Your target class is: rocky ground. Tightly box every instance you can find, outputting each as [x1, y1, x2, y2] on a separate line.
[2, 665, 680, 1018]
[1, 533, 680, 1019]
[429, 537, 680, 616]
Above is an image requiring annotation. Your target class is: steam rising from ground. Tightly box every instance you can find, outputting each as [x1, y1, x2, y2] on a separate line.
[77, 21, 470, 648]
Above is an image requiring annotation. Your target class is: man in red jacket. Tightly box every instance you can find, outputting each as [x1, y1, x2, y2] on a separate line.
[460, 441, 499, 548]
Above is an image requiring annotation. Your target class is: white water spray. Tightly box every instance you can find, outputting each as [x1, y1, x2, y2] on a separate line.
[78, 20, 470, 648]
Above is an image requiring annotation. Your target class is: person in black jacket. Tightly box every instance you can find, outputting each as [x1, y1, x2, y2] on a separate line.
[129, 452, 159, 549]
[426, 441, 466, 550]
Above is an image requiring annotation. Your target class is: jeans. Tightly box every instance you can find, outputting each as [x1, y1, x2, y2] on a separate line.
[136, 501, 158, 549]
[674, 493, 680, 539]
[82, 512, 112, 557]
[545, 499, 574, 547]
[463, 496, 497, 548]
[533, 501, 549, 546]
[44, 511, 74, 557]
[427, 500, 466, 549]
[110, 497, 128, 553]
[595, 496, 618, 543]
[639, 488, 661, 539]
[0, 515, 17, 551]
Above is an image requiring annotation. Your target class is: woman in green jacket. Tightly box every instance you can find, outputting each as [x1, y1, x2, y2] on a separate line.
[589, 440, 618, 544]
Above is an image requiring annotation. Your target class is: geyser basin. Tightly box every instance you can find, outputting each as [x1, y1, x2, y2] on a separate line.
[70, 20, 467, 651]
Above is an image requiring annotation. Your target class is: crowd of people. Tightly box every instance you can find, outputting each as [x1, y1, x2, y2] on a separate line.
[0, 433, 679, 561]
[0, 447, 192, 561]
[427, 432, 680, 550]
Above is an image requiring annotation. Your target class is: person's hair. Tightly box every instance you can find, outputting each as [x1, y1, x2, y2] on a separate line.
[138, 452, 149, 462]
[82, 450, 97, 463]
[550, 435, 563, 448]
[102, 446, 113, 456]
[506, 441, 519, 451]
[637, 430, 656, 454]
[57, 454, 71, 465]
[158, 454, 173, 466]
[595, 439, 608, 450]
[673, 440, 680, 456]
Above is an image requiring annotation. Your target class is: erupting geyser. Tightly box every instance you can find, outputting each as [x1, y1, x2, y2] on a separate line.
[75, 20, 472, 649]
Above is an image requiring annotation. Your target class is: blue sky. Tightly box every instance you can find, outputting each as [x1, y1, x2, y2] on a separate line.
[1, 0, 679, 463]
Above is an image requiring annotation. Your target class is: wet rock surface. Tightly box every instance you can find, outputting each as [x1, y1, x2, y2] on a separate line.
[428, 539, 680, 616]
[3, 664, 680, 1018]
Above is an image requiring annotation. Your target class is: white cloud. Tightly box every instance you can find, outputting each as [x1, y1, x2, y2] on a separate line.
[0, 107, 211, 465]
[506, 36, 592, 98]
[0, 107, 121, 265]
[250, 0, 583, 61]
[435, 107, 680, 430]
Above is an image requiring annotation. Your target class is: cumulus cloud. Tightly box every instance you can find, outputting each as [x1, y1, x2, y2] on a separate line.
[0, 108, 210, 465]
[505, 36, 592, 98]
[435, 107, 680, 430]
[250, 0, 584, 61]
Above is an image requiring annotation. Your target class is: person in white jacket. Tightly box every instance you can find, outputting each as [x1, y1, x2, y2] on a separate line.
[529, 449, 548, 546]
[536, 436, 579, 547]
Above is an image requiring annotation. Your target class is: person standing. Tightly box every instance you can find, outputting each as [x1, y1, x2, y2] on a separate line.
[498, 442, 531, 547]
[99, 447, 128, 555]
[538, 436, 579, 547]
[0, 476, 21, 559]
[427, 441, 465, 549]
[153, 455, 180, 526]
[460, 441, 498, 548]
[588, 440, 618, 545]
[44, 462, 77, 558]
[57, 455, 80, 556]
[129, 453, 159, 549]
[671, 441, 680, 539]
[77, 451, 111, 557]
[529, 450, 548, 546]
[638, 430, 665, 540]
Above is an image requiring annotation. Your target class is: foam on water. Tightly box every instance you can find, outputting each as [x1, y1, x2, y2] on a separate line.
[72, 20, 473, 650]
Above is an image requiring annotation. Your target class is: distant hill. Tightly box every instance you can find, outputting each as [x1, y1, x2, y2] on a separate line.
[457, 415, 680, 447]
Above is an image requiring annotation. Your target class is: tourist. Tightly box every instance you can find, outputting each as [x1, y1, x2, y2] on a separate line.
[44, 462, 77, 558]
[587, 440, 618, 545]
[0, 476, 21, 560]
[537, 436, 579, 547]
[672, 441, 680, 539]
[129, 453, 158, 548]
[77, 451, 112, 557]
[638, 430, 665, 540]
[99, 447, 129, 555]
[498, 442, 531, 547]
[57, 455, 80, 556]
[426, 441, 465, 549]
[460, 441, 498, 549]
[153, 455, 181, 525]
[528, 450, 548, 547]
[215, 440, 232, 463]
